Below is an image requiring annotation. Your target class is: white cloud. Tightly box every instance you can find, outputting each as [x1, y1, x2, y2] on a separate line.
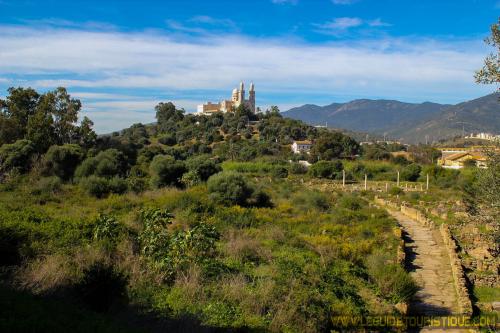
[271, 0, 298, 5]
[331, 0, 358, 4]
[315, 17, 363, 31]
[368, 18, 391, 27]
[0, 24, 490, 132]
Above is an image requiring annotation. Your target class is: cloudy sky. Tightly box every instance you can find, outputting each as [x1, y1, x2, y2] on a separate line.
[0, 0, 498, 132]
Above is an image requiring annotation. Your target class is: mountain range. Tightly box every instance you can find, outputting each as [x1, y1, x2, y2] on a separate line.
[283, 93, 500, 143]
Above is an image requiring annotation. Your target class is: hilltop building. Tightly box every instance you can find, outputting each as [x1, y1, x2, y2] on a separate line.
[291, 140, 313, 154]
[197, 82, 256, 115]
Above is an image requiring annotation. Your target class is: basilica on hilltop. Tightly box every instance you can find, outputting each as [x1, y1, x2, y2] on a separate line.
[197, 82, 255, 115]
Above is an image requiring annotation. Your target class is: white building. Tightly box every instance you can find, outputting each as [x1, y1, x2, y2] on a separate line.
[291, 140, 313, 154]
[197, 82, 256, 115]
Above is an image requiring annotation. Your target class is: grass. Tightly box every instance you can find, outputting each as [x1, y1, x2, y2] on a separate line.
[474, 286, 500, 303]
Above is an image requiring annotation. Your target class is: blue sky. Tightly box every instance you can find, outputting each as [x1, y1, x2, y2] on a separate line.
[0, 0, 498, 132]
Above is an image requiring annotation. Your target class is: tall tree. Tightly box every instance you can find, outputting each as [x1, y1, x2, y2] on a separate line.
[475, 18, 500, 89]
[51, 87, 81, 144]
[0, 87, 40, 144]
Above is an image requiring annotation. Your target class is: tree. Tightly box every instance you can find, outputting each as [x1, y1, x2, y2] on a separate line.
[310, 132, 360, 160]
[475, 18, 500, 89]
[185, 154, 221, 181]
[149, 155, 186, 188]
[155, 102, 184, 132]
[308, 160, 343, 179]
[0, 87, 40, 143]
[78, 116, 97, 148]
[51, 87, 81, 144]
[400, 163, 421, 182]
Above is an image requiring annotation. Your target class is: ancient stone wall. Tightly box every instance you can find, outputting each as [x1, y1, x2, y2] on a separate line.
[440, 224, 474, 316]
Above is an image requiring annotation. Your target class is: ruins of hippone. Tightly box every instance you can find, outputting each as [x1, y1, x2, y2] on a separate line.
[197, 82, 255, 115]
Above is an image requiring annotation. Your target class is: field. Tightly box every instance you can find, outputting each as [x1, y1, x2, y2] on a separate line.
[0, 173, 416, 332]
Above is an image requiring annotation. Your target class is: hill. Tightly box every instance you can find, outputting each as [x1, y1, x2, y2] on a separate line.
[283, 93, 500, 143]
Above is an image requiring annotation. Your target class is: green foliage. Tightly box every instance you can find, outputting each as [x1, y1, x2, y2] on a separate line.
[310, 131, 360, 160]
[400, 163, 422, 182]
[207, 172, 253, 206]
[138, 208, 173, 260]
[289, 162, 308, 174]
[80, 176, 128, 198]
[0, 139, 35, 174]
[42, 144, 83, 180]
[93, 214, 121, 241]
[339, 195, 364, 210]
[158, 134, 177, 146]
[75, 149, 127, 179]
[309, 160, 343, 179]
[366, 252, 418, 303]
[475, 18, 500, 86]
[271, 166, 288, 178]
[389, 186, 404, 195]
[30, 176, 62, 196]
[292, 190, 330, 211]
[149, 155, 186, 188]
[185, 154, 221, 181]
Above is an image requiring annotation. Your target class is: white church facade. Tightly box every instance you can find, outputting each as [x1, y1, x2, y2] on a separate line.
[197, 82, 255, 115]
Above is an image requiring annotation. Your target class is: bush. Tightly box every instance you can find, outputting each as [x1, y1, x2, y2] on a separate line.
[75, 149, 127, 179]
[30, 176, 62, 195]
[339, 195, 364, 210]
[207, 172, 253, 206]
[80, 176, 127, 198]
[289, 162, 307, 175]
[75, 262, 128, 312]
[0, 139, 35, 174]
[400, 163, 421, 182]
[309, 160, 343, 179]
[42, 144, 83, 180]
[292, 190, 330, 211]
[389, 186, 403, 196]
[272, 166, 288, 178]
[158, 134, 177, 146]
[93, 214, 122, 241]
[185, 155, 221, 181]
[366, 252, 418, 303]
[149, 155, 186, 188]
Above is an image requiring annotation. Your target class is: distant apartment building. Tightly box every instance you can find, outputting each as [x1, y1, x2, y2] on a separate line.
[197, 82, 256, 115]
[465, 132, 500, 142]
[291, 140, 313, 154]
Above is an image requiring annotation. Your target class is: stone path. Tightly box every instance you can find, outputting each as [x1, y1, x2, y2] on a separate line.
[386, 209, 473, 333]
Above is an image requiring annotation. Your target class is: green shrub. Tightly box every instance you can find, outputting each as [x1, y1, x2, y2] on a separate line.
[30, 176, 62, 195]
[185, 155, 221, 181]
[0, 139, 35, 174]
[339, 195, 364, 210]
[93, 214, 121, 241]
[75, 262, 128, 312]
[207, 172, 253, 206]
[149, 155, 186, 188]
[158, 134, 177, 146]
[80, 176, 127, 198]
[42, 144, 83, 180]
[138, 208, 173, 261]
[289, 162, 307, 175]
[309, 160, 343, 179]
[75, 149, 127, 179]
[272, 166, 288, 178]
[400, 163, 421, 182]
[389, 186, 403, 195]
[293, 190, 330, 211]
[366, 252, 418, 304]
